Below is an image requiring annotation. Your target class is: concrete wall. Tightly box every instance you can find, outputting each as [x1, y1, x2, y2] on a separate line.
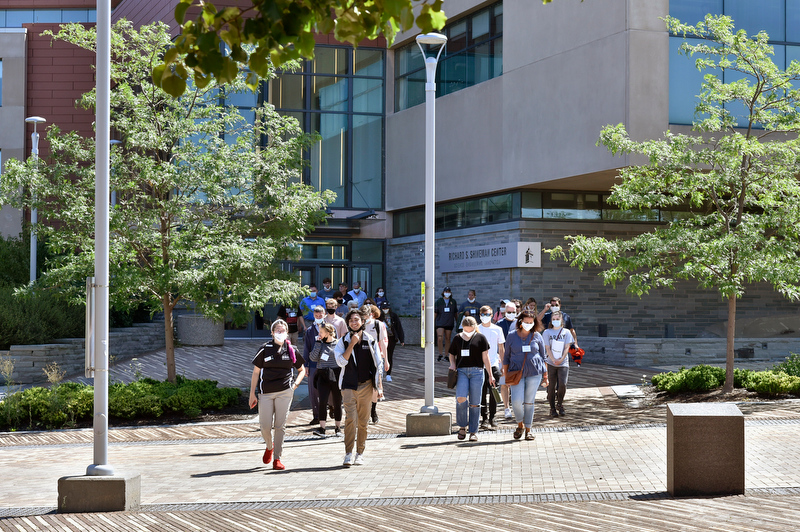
[385, 0, 670, 212]
[0, 28, 28, 237]
[2, 322, 164, 385]
[386, 220, 800, 339]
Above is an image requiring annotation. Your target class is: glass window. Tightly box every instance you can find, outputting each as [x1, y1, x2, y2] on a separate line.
[669, 37, 708, 125]
[310, 113, 347, 208]
[353, 78, 383, 113]
[6, 10, 33, 27]
[394, 209, 424, 236]
[34, 10, 61, 23]
[395, 69, 425, 112]
[354, 49, 383, 76]
[0, 13, 5, 27]
[300, 240, 349, 260]
[448, 20, 468, 54]
[351, 114, 383, 208]
[669, 0, 722, 25]
[472, 9, 491, 41]
[521, 191, 543, 218]
[543, 192, 601, 220]
[0, 60, 3, 107]
[225, 87, 259, 108]
[789, 0, 800, 42]
[726, 0, 784, 40]
[313, 47, 348, 75]
[272, 74, 304, 110]
[312, 76, 347, 112]
[352, 240, 383, 262]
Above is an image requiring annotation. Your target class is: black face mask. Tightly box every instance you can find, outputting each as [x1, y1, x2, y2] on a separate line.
[337, 299, 344, 304]
[348, 324, 365, 334]
[326, 308, 336, 315]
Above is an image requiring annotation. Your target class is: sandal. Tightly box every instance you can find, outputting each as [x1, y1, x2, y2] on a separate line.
[513, 426, 523, 440]
[457, 428, 467, 440]
[525, 430, 535, 441]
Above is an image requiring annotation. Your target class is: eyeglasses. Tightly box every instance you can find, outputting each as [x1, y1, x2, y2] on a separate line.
[480, 314, 492, 318]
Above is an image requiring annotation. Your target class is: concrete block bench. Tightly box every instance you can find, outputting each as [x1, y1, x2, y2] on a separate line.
[667, 403, 744, 496]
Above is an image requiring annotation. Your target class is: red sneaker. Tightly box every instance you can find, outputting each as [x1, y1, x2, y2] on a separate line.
[262, 447, 273, 464]
[273, 459, 285, 470]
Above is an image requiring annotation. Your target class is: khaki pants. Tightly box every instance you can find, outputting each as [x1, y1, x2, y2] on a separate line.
[342, 381, 374, 455]
[257, 387, 294, 460]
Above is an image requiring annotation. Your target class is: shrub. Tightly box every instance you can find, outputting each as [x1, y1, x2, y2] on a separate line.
[0, 287, 84, 349]
[772, 354, 800, 377]
[651, 365, 725, 394]
[734, 368, 754, 389]
[745, 371, 800, 396]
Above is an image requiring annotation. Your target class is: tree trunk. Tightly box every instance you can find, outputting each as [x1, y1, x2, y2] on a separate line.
[724, 294, 736, 393]
[163, 294, 176, 383]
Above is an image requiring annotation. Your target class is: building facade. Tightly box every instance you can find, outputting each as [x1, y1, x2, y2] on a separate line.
[4, 0, 799, 339]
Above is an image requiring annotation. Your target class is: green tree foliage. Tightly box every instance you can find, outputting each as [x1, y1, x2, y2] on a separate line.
[550, 15, 800, 393]
[159, 0, 447, 96]
[0, 21, 334, 382]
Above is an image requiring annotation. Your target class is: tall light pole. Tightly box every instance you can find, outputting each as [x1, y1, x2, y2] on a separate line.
[25, 116, 46, 284]
[416, 33, 447, 414]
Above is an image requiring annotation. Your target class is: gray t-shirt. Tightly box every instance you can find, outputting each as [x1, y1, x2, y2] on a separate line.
[542, 328, 573, 367]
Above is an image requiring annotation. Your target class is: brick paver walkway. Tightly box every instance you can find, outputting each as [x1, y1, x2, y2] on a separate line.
[2, 341, 799, 530]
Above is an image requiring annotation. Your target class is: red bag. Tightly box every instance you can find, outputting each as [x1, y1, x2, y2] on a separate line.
[568, 345, 585, 366]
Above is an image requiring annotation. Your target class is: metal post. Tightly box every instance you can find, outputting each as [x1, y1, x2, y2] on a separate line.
[416, 34, 447, 414]
[87, 0, 113, 477]
[25, 116, 46, 284]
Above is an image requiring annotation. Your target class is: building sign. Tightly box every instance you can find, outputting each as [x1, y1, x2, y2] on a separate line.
[439, 242, 541, 273]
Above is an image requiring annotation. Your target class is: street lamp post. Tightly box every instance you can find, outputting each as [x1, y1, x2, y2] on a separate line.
[25, 116, 46, 284]
[416, 33, 447, 414]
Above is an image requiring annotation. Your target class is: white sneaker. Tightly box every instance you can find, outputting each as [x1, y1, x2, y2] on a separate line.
[354, 453, 365, 466]
[504, 408, 513, 419]
[343, 453, 354, 467]
[386, 375, 392, 382]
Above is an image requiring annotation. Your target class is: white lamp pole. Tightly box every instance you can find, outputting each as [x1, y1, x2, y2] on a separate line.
[25, 116, 46, 284]
[87, 0, 113, 477]
[416, 33, 447, 413]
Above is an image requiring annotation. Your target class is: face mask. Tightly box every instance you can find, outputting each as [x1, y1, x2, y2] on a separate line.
[354, 288, 361, 293]
[348, 325, 364, 334]
[337, 299, 344, 304]
[309, 292, 317, 299]
[314, 317, 324, 325]
[551, 306, 560, 313]
[273, 332, 287, 343]
[366, 318, 374, 325]
[444, 292, 451, 298]
[377, 291, 384, 297]
[505, 312, 516, 321]
[326, 308, 336, 315]
[521, 322, 534, 331]
[480, 315, 492, 324]
[468, 298, 475, 303]
[323, 284, 331, 290]
[462, 330, 475, 339]
[552, 320, 562, 328]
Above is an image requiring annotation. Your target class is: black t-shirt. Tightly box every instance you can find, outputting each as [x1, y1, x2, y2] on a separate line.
[448, 332, 490, 368]
[252, 342, 305, 394]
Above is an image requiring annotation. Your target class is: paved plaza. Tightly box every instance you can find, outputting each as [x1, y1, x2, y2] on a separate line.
[2, 341, 800, 530]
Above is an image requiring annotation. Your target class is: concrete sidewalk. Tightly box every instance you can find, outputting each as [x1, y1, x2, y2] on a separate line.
[2, 343, 800, 530]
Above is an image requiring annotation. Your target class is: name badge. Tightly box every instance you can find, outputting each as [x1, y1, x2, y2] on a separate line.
[444, 307, 450, 312]
[522, 345, 531, 353]
[461, 349, 470, 358]
[321, 353, 329, 361]
[289, 312, 296, 317]
[470, 309, 476, 314]
[264, 356, 273, 362]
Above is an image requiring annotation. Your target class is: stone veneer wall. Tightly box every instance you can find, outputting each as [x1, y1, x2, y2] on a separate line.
[386, 221, 800, 339]
[3, 323, 164, 385]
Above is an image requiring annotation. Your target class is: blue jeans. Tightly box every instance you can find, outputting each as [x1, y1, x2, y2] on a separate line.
[510, 374, 543, 428]
[456, 366, 485, 434]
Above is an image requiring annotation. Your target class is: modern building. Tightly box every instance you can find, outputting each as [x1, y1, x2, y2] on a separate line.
[4, 0, 799, 340]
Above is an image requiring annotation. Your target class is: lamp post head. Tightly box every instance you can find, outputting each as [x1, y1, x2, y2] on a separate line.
[25, 116, 46, 124]
[416, 33, 448, 63]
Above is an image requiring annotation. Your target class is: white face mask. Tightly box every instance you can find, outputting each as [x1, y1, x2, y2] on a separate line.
[521, 322, 534, 331]
[461, 329, 475, 339]
[552, 320, 562, 328]
[366, 318, 374, 325]
[273, 332, 288, 343]
[377, 291, 384, 297]
[444, 292, 451, 298]
[551, 306, 560, 313]
[468, 297, 475, 303]
[314, 317, 324, 325]
[480, 315, 492, 324]
[505, 312, 516, 321]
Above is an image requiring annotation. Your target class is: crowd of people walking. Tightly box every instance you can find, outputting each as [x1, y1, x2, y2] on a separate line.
[248, 283, 579, 469]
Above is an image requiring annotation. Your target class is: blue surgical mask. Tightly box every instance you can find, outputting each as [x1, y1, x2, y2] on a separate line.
[309, 292, 317, 298]
[552, 320, 562, 328]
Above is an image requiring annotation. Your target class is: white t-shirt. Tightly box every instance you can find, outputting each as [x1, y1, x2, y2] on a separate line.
[542, 327, 574, 367]
[478, 323, 505, 368]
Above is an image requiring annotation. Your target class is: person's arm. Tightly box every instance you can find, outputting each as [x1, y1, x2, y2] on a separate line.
[292, 365, 306, 389]
[497, 341, 506, 375]
[544, 334, 558, 365]
[570, 328, 578, 347]
[537, 303, 550, 322]
[248, 366, 260, 409]
[395, 313, 405, 345]
[482, 350, 495, 386]
[448, 337, 458, 370]
[339, 331, 362, 362]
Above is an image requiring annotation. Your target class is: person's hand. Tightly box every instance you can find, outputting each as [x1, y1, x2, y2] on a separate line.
[488, 374, 496, 387]
[449, 364, 456, 371]
[377, 389, 385, 401]
[543, 303, 551, 312]
[349, 330, 362, 346]
[401, 342, 405, 346]
[249, 394, 258, 409]
[384, 360, 390, 372]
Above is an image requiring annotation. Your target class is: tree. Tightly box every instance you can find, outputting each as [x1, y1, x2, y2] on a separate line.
[0, 21, 334, 383]
[550, 15, 800, 393]
[158, 0, 447, 96]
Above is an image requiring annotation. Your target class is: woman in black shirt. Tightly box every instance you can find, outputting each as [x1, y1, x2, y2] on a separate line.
[448, 316, 495, 442]
[249, 319, 306, 470]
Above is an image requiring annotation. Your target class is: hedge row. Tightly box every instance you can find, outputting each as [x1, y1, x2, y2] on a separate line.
[0, 376, 241, 431]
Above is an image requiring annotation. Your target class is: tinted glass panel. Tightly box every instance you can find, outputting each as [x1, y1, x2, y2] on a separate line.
[353, 78, 383, 113]
[312, 76, 347, 111]
[354, 49, 383, 76]
[272, 75, 304, 110]
[789, 0, 800, 42]
[6, 10, 33, 26]
[669, 0, 722, 24]
[352, 240, 383, 262]
[313, 47, 348, 75]
[351, 114, 382, 208]
[310, 113, 347, 207]
[726, 0, 784, 40]
[669, 37, 708, 124]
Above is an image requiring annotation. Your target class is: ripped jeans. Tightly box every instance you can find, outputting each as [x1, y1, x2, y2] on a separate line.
[456, 366, 485, 434]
